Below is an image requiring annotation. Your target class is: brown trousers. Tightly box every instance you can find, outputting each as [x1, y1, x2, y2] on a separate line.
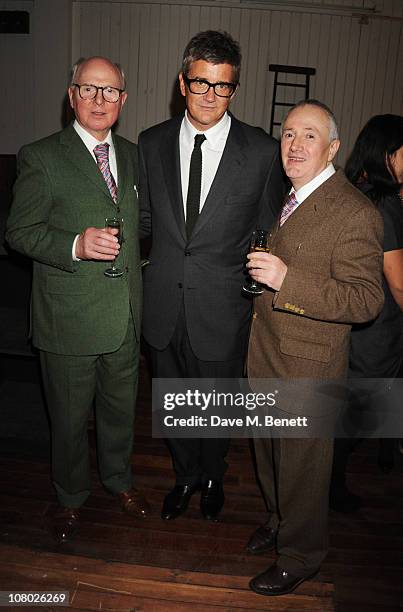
[254, 436, 334, 575]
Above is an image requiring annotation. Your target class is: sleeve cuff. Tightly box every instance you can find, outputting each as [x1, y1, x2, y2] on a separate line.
[72, 234, 81, 261]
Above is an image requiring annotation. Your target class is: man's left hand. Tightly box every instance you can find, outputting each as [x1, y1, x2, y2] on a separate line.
[247, 252, 288, 291]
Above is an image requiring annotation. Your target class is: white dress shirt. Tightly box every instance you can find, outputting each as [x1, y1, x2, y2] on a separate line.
[73, 120, 118, 184]
[72, 120, 118, 260]
[289, 163, 336, 209]
[179, 111, 231, 218]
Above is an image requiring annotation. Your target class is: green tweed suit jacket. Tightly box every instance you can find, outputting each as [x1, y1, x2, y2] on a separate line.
[6, 123, 142, 356]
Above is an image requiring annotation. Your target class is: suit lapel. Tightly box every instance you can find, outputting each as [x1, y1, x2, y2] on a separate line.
[190, 118, 248, 240]
[274, 170, 342, 254]
[59, 124, 116, 205]
[283, 169, 342, 229]
[114, 135, 129, 207]
[269, 216, 281, 243]
[160, 117, 186, 240]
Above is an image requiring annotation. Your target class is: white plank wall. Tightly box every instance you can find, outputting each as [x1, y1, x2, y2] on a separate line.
[0, 0, 35, 152]
[1, 0, 71, 153]
[0, 0, 401, 160]
[72, 0, 402, 165]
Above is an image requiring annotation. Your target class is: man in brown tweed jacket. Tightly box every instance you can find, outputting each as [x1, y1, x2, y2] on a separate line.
[245, 100, 384, 596]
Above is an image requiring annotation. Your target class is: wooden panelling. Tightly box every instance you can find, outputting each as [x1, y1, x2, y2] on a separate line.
[1, 1, 401, 158]
[0, 1, 35, 153]
[0, 0, 71, 153]
[72, 0, 402, 166]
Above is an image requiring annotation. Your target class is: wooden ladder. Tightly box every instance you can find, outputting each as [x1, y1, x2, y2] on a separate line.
[268, 64, 316, 136]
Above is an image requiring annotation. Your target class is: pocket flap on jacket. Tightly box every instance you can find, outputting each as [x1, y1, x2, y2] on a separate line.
[280, 336, 331, 363]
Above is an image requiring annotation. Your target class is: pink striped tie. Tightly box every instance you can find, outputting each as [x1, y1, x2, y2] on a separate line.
[93, 143, 118, 203]
[279, 191, 299, 227]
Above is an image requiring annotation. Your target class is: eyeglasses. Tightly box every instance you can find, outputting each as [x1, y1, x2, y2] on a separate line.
[72, 83, 124, 103]
[183, 75, 238, 98]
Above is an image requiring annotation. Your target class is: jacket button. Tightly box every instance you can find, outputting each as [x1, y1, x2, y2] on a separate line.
[178, 283, 183, 288]
[184, 250, 191, 256]
[125, 266, 129, 273]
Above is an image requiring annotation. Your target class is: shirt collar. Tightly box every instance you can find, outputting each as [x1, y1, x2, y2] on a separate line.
[292, 164, 336, 203]
[183, 111, 231, 152]
[73, 119, 114, 153]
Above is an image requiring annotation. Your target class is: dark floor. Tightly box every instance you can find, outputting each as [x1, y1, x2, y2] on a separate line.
[0, 353, 402, 611]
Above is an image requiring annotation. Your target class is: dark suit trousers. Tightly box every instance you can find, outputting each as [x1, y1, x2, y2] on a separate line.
[40, 315, 139, 507]
[149, 304, 244, 487]
[254, 436, 334, 575]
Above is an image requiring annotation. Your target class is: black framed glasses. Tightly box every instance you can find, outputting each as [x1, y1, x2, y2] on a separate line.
[183, 75, 238, 98]
[72, 83, 124, 103]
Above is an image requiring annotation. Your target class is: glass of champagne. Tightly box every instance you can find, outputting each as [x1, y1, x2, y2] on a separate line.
[104, 217, 123, 278]
[243, 229, 271, 295]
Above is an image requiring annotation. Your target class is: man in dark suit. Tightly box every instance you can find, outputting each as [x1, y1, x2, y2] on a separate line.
[6, 57, 149, 543]
[139, 30, 284, 521]
[246, 100, 384, 595]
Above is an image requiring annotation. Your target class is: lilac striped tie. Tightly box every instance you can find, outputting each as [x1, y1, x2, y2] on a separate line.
[279, 191, 299, 226]
[93, 143, 118, 203]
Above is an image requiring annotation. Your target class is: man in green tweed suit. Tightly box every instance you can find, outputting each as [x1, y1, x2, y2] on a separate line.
[6, 57, 149, 543]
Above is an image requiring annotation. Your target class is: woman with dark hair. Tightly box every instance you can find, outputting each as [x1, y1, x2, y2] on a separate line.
[330, 114, 403, 512]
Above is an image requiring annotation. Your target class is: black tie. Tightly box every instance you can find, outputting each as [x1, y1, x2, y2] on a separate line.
[186, 133, 206, 238]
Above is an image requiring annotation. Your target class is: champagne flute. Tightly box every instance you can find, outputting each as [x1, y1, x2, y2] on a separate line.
[243, 229, 271, 295]
[104, 217, 123, 278]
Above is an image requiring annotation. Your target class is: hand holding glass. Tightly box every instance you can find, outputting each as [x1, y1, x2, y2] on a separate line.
[243, 229, 271, 295]
[104, 217, 123, 278]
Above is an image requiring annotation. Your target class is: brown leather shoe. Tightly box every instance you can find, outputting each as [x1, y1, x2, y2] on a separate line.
[52, 506, 80, 543]
[250, 562, 318, 596]
[246, 523, 277, 554]
[117, 488, 150, 518]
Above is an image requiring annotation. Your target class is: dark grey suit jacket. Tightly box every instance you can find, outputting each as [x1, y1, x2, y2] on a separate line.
[139, 114, 284, 361]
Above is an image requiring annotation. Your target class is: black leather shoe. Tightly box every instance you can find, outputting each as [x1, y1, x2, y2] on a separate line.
[200, 480, 224, 521]
[52, 506, 80, 544]
[250, 563, 318, 596]
[246, 523, 277, 554]
[161, 484, 199, 520]
[117, 488, 151, 518]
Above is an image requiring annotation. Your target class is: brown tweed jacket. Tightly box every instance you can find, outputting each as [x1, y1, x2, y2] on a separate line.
[248, 169, 384, 382]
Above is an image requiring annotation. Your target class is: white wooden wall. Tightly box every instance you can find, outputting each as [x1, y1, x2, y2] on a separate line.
[1, 0, 401, 163]
[71, 0, 403, 165]
[0, 0, 35, 151]
[0, 0, 71, 153]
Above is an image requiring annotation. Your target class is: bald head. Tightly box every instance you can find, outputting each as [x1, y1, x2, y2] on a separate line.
[71, 56, 126, 90]
[68, 56, 128, 141]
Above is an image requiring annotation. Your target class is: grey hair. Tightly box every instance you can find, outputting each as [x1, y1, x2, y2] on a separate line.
[70, 57, 126, 90]
[182, 30, 241, 83]
[282, 99, 339, 142]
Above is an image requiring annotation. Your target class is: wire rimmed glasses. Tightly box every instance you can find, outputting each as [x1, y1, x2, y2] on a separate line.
[72, 83, 124, 103]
